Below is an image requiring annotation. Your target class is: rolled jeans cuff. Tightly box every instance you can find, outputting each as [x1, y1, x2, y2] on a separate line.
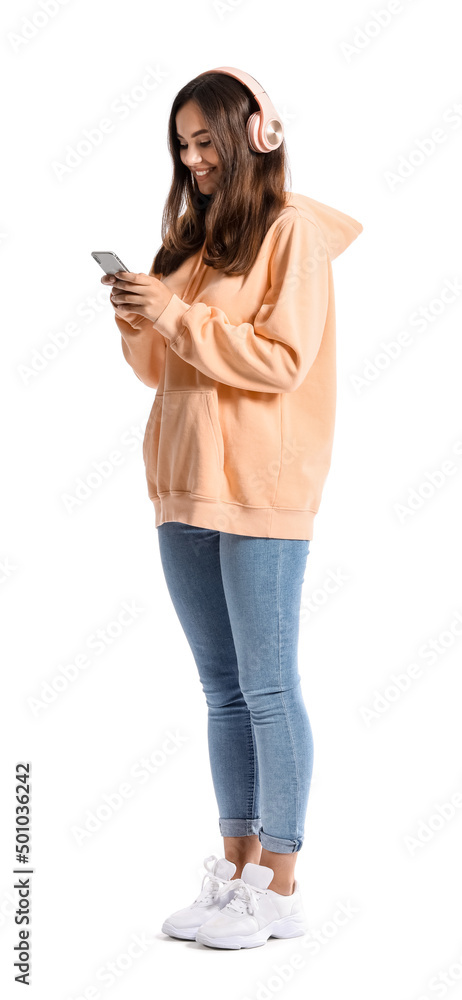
[219, 817, 262, 837]
[259, 829, 304, 853]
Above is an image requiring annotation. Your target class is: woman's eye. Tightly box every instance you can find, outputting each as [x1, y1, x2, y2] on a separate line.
[179, 141, 211, 149]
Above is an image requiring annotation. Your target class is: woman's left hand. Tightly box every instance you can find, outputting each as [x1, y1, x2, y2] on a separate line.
[106, 271, 173, 324]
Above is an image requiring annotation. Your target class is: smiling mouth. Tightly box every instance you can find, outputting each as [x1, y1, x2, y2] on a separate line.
[192, 168, 215, 177]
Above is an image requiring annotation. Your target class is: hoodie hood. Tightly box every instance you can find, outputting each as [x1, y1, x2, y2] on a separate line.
[285, 191, 363, 260]
[177, 191, 362, 262]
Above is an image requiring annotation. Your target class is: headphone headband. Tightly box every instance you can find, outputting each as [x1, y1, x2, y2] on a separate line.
[199, 66, 284, 153]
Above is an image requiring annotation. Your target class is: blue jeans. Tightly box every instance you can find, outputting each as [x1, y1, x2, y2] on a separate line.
[157, 522, 313, 853]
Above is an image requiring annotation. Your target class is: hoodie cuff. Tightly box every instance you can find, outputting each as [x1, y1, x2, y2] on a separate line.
[153, 292, 190, 344]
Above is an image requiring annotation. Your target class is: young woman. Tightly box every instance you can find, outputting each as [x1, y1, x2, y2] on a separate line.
[101, 67, 363, 950]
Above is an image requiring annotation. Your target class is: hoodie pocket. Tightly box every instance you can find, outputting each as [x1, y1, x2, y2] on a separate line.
[143, 389, 224, 499]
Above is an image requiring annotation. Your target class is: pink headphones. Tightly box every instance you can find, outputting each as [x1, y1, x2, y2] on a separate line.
[199, 66, 284, 153]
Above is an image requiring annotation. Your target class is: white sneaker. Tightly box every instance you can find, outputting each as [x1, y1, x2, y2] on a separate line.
[161, 855, 238, 940]
[195, 861, 307, 949]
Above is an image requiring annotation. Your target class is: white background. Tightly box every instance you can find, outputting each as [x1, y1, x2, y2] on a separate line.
[1, 0, 461, 997]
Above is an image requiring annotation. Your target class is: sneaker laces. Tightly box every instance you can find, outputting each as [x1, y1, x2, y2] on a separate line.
[191, 855, 231, 907]
[222, 878, 268, 916]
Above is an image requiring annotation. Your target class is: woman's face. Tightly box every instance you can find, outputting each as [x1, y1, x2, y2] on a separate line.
[176, 100, 222, 193]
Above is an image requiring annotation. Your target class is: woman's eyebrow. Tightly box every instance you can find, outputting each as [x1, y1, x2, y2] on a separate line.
[176, 129, 209, 138]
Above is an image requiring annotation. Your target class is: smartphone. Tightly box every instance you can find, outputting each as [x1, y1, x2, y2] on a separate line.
[91, 251, 129, 275]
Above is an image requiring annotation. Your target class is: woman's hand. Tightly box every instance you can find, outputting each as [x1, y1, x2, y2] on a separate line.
[101, 271, 173, 325]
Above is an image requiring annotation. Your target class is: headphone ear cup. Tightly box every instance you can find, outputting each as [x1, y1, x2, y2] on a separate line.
[246, 112, 264, 153]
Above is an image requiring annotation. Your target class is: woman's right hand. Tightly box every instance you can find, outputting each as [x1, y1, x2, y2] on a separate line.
[101, 272, 146, 329]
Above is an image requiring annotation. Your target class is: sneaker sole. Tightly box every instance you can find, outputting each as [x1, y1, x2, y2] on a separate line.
[195, 913, 307, 949]
[161, 919, 199, 941]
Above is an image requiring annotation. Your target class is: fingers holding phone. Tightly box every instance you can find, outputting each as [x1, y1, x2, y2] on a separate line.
[107, 277, 149, 328]
[92, 250, 173, 326]
[92, 252, 145, 327]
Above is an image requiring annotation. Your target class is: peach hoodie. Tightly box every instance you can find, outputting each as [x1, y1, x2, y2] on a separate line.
[116, 192, 363, 539]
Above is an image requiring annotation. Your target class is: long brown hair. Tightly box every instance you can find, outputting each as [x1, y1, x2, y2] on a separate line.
[152, 71, 291, 278]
